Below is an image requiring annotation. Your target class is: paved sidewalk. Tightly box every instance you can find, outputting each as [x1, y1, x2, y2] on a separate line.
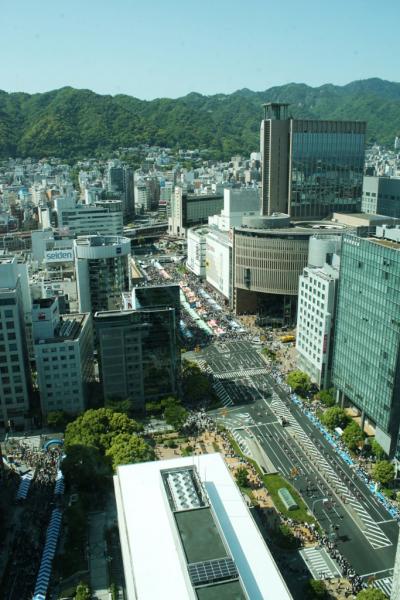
[88, 511, 110, 600]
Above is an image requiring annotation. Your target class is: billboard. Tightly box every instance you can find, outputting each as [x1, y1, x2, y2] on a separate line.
[45, 249, 74, 263]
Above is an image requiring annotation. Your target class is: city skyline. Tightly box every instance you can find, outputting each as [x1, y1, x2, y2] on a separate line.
[2, 0, 400, 99]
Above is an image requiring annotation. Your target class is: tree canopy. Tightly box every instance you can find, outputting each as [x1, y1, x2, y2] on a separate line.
[342, 421, 365, 451]
[315, 389, 336, 407]
[320, 407, 349, 431]
[305, 579, 328, 599]
[105, 433, 155, 470]
[355, 588, 388, 599]
[75, 582, 91, 600]
[235, 467, 249, 488]
[371, 439, 386, 460]
[372, 460, 395, 486]
[64, 408, 142, 452]
[182, 360, 212, 403]
[286, 370, 311, 397]
[0, 79, 399, 159]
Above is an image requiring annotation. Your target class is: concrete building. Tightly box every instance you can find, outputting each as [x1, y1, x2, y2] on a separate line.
[54, 196, 123, 237]
[0, 257, 32, 429]
[187, 227, 209, 277]
[331, 212, 400, 236]
[114, 453, 292, 600]
[95, 307, 179, 411]
[208, 188, 260, 231]
[169, 187, 223, 238]
[205, 228, 232, 301]
[296, 237, 341, 389]
[232, 214, 348, 323]
[332, 234, 400, 457]
[134, 181, 151, 213]
[260, 103, 366, 219]
[74, 235, 131, 313]
[362, 175, 400, 217]
[33, 298, 93, 416]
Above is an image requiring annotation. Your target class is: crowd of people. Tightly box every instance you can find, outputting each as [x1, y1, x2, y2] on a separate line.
[2, 442, 62, 600]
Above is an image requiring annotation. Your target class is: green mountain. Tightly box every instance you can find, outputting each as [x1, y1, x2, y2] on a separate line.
[0, 78, 399, 159]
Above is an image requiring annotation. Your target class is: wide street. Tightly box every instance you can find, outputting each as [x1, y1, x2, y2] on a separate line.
[196, 339, 399, 595]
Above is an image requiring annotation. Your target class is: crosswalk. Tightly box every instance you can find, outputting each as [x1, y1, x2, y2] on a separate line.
[373, 576, 392, 597]
[212, 380, 233, 407]
[300, 547, 341, 580]
[213, 367, 267, 380]
[269, 395, 392, 550]
[231, 428, 252, 457]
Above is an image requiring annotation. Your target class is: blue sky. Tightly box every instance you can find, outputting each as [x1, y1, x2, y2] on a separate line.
[1, 0, 399, 99]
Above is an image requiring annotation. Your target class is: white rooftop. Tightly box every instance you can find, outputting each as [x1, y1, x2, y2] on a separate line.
[114, 453, 292, 600]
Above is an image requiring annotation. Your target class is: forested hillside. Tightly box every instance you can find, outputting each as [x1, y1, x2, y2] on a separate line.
[0, 78, 399, 159]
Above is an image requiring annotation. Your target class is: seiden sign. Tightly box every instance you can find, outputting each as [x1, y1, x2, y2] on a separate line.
[45, 249, 74, 263]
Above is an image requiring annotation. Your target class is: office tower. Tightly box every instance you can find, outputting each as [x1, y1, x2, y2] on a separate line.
[33, 298, 94, 416]
[260, 103, 366, 219]
[362, 175, 400, 218]
[95, 306, 179, 411]
[0, 257, 32, 429]
[54, 196, 123, 237]
[332, 234, 400, 457]
[107, 162, 135, 223]
[74, 235, 131, 313]
[134, 181, 151, 213]
[296, 236, 341, 388]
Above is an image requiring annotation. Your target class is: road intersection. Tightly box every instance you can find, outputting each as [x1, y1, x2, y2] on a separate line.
[198, 340, 399, 588]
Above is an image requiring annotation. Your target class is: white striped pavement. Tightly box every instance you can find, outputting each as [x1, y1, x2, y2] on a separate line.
[300, 547, 341, 580]
[269, 395, 392, 550]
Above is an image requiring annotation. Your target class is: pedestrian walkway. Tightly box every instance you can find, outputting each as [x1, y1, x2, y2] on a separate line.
[88, 512, 109, 600]
[212, 380, 233, 407]
[373, 576, 392, 597]
[300, 546, 342, 580]
[213, 367, 267, 380]
[269, 395, 392, 550]
[230, 428, 252, 457]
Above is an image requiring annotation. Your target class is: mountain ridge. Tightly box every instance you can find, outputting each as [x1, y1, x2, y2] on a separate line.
[0, 78, 399, 159]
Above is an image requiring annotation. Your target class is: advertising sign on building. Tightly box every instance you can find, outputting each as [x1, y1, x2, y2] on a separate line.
[45, 249, 74, 263]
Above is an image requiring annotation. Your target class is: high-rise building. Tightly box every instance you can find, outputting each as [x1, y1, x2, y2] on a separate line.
[296, 236, 341, 389]
[332, 233, 400, 457]
[33, 298, 94, 416]
[260, 103, 366, 219]
[107, 162, 135, 223]
[362, 175, 400, 218]
[74, 235, 131, 313]
[0, 257, 32, 429]
[95, 306, 179, 411]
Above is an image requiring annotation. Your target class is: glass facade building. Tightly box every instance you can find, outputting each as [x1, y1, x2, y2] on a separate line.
[95, 307, 179, 411]
[260, 106, 366, 219]
[332, 235, 400, 456]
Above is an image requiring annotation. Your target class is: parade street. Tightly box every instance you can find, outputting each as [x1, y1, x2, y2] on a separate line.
[199, 340, 399, 593]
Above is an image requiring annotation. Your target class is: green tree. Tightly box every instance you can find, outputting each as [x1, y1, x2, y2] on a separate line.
[355, 588, 387, 599]
[372, 460, 395, 486]
[164, 401, 188, 431]
[61, 444, 112, 492]
[182, 360, 212, 403]
[305, 579, 328, 599]
[286, 370, 311, 397]
[371, 439, 386, 460]
[276, 524, 299, 549]
[320, 407, 349, 431]
[104, 397, 133, 415]
[75, 582, 91, 600]
[47, 410, 68, 429]
[64, 408, 142, 453]
[105, 433, 155, 470]
[315, 389, 335, 407]
[342, 421, 365, 451]
[235, 467, 249, 488]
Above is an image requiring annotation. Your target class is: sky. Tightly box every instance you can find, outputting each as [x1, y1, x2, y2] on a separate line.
[1, 0, 399, 99]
